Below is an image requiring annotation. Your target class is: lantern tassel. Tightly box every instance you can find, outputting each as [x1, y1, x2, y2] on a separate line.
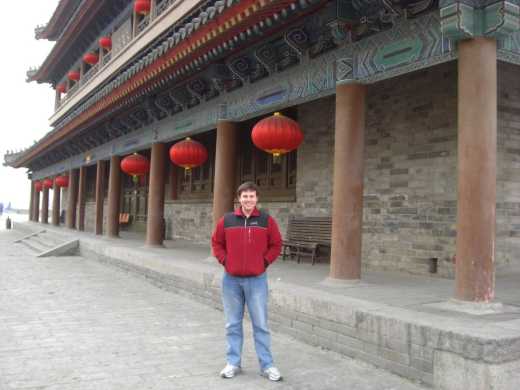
[272, 153, 281, 165]
[132, 175, 138, 184]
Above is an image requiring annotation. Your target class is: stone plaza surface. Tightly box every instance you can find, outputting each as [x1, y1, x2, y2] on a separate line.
[0, 228, 427, 390]
[6, 222, 520, 389]
[0, 213, 28, 232]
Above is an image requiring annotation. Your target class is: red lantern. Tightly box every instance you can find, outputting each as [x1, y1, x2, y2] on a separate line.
[56, 83, 67, 94]
[68, 71, 80, 81]
[55, 175, 69, 188]
[121, 153, 150, 183]
[134, 0, 151, 15]
[251, 112, 303, 157]
[169, 138, 208, 171]
[34, 181, 43, 192]
[99, 36, 112, 50]
[43, 178, 53, 189]
[83, 52, 99, 65]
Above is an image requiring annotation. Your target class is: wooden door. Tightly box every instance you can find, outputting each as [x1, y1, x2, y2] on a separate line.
[121, 174, 148, 232]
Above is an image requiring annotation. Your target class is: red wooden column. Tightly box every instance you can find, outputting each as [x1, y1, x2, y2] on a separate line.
[34, 187, 40, 223]
[52, 179, 61, 226]
[107, 156, 121, 238]
[29, 181, 35, 221]
[455, 37, 497, 302]
[77, 166, 87, 231]
[41, 186, 49, 224]
[95, 160, 107, 235]
[66, 169, 79, 229]
[146, 143, 166, 246]
[212, 121, 238, 227]
[329, 83, 367, 281]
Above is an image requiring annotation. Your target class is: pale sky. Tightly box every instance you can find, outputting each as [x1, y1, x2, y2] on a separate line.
[0, 1, 59, 209]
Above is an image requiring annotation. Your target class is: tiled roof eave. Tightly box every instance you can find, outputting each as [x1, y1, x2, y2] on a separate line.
[38, 0, 74, 40]
[15, 0, 325, 168]
[31, 0, 104, 84]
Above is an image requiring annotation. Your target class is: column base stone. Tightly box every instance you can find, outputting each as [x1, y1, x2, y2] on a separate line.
[320, 277, 365, 288]
[423, 299, 518, 316]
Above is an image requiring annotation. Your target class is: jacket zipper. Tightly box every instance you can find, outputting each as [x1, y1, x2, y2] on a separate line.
[243, 217, 247, 275]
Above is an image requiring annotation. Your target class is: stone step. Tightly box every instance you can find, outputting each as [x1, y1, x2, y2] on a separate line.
[13, 229, 46, 243]
[18, 239, 45, 254]
[28, 237, 54, 253]
[34, 230, 67, 244]
[30, 236, 57, 249]
[38, 239, 79, 258]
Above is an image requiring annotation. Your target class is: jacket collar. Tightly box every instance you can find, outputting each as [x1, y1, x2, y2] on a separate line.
[234, 207, 260, 218]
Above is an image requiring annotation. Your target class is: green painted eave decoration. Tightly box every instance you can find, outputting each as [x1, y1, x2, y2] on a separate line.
[440, 1, 520, 41]
[485, 1, 520, 37]
[373, 38, 424, 70]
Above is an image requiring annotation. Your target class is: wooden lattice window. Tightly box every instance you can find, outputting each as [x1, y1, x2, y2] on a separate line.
[85, 165, 97, 201]
[237, 134, 297, 200]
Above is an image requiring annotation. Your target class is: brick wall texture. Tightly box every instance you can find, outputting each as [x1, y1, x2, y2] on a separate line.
[78, 60, 520, 278]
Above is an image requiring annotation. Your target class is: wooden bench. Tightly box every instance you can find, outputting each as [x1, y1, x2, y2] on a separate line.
[282, 216, 332, 265]
[119, 213, 130, 225]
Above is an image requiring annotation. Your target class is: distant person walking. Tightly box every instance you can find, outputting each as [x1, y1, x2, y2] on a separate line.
[211, 181, 283, 381]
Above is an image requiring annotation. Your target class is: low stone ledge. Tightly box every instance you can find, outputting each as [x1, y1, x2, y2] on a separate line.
[78, 239, 520, 388]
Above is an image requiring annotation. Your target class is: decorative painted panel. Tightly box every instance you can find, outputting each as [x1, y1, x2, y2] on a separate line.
[337, 12, 455, 84]
[498, 30, 520, 63]
[440, 0, 520, 40]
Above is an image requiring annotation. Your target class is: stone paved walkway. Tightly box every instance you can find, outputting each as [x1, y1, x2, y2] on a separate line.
[0, 230, 427, 390]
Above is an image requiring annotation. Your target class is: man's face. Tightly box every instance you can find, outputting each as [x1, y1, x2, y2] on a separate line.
[239, 190, 258, 214]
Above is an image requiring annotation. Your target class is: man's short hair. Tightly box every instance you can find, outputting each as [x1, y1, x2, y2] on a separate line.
[236, 181, 259, 197]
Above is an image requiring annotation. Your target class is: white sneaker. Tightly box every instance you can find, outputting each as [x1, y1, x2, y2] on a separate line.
[261, 366, 282, 381]
[220, 364, 241, 378]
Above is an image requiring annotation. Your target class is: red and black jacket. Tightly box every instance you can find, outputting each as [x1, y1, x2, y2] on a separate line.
[211, 207, 282, 277]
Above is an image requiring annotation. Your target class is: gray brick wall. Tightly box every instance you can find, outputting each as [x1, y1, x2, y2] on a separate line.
[79, 200, 107, 234]
[164, 201, 213, 242]
[84, 202, 96, 233]
[79, 61, 520, 277]
[160, 64, 460, 276]
[162, 96, 335, 244]
[497, 61, 520, 269]
[61, 188, 68, 212]
[362, 62, 458, 277]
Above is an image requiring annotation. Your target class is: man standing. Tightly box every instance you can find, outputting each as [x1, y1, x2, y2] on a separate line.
[211, 181, 283, 381]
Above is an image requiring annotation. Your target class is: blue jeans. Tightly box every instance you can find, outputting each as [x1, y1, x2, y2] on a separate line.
[222, 271, 274, 370]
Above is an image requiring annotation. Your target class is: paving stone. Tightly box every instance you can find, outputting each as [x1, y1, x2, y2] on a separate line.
[0, 229, 427, 390]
